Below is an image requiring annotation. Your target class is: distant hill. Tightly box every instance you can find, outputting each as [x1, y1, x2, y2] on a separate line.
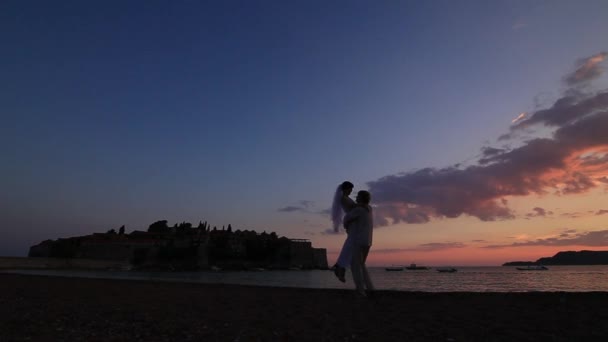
[503, 250, 608, 266]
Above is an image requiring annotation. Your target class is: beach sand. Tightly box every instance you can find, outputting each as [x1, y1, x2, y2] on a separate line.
[1, 274, 608, 341]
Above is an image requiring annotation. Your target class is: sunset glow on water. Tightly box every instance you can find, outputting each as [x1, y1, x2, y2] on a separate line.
[6, 266, 608, 292]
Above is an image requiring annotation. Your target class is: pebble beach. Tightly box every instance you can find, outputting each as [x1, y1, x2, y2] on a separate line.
[2, 273, 608, 341]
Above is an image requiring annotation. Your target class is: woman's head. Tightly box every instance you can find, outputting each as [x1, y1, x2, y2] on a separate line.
[340, 181, 354, 195]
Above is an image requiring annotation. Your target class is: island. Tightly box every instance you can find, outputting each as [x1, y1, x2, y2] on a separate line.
[27, 220, 328, 271]
[503, 250, 608, 266]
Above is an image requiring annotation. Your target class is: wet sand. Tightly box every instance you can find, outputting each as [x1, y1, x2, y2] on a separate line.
[2, 273, 608, 341]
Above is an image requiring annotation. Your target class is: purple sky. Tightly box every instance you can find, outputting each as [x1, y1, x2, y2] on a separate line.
[1, 1, 607, 265]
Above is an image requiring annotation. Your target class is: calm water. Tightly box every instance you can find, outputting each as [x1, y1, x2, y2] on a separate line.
[3, 266, 608, 292]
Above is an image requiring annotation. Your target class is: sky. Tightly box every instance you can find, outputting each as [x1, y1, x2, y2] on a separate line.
[1, 0, 608, 266]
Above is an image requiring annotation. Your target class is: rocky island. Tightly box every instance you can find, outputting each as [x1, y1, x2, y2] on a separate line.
[503, 250, 608, 266]
[28, 220, 328, 271]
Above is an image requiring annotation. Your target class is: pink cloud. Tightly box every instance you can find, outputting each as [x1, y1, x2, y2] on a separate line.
[367, 53, 608, 225]
[483, 229, 608, 248]
[374, 242, 466, 253]
[564, 52, 607, 86]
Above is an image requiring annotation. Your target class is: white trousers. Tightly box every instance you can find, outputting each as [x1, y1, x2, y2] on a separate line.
[351, 245, 374, 294]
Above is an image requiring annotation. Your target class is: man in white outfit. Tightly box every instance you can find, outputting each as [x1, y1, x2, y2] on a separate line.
[343, 190, 374, 297]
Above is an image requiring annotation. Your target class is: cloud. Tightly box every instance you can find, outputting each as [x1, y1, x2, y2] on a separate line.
[511, 112, 527, 124]
[580, 153, 608, 167]
[532, 207, 546, 216]
[278, 200, 315, 213]
[374, 242, 466, 253]
[277, 206, 305, 213]
[413, 242, 467, 251]
[564, 52, 607, 86]
[299, 200, 314, 208]
[367, 53, 608, 225]
[526, 207, 551, 218]
[370, 106, 608, 224]
[508, 234, 531, 240]
[510, 92, 608, 131]
[561, 212, 584, 219]
[482, 229, 608, 249]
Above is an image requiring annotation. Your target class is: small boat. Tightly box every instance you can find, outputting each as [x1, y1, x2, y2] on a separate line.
[436, 267, 457, 273]
[385, 266, 404, 271]
[405, 263, 429, 270]
[516, 265, 548, 271]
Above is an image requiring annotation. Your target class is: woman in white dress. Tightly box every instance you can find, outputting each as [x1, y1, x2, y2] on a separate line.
[331, 181, 356, 282]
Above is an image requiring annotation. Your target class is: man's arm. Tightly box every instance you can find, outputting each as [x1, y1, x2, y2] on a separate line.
[343, 207, 362, 227]
[341, 196, 356, 212]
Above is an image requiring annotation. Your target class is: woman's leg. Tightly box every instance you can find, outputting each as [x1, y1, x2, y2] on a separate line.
[332, 234, 352, 282]
[335, 233, 353, 268]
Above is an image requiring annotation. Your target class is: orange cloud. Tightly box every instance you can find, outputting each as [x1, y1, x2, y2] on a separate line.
[482, 229, 608, 249]
[564, 52, 607, 86]
[368, 53, 608, 226]
[511, 112, 527, 124]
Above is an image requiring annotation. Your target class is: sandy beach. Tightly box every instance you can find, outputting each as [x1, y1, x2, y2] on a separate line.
[1, 273, 608, 341]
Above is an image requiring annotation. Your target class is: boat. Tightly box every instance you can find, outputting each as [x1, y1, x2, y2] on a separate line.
[385, 266, 404, 271]
[516, 265, 548, 271]
[436, 267, 457, 273]
[405, 263, 429, 270]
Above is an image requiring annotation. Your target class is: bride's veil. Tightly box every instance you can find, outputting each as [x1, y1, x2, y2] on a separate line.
[331, 184, 343, 233]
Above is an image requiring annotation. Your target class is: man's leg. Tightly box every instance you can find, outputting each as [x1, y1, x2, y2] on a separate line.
[350, 245, 366, 296]
[360, 246, 375, 292]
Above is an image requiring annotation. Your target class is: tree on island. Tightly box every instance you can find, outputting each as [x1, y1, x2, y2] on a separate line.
[176, 222, 192, 235]
[148, 220, 170, 233]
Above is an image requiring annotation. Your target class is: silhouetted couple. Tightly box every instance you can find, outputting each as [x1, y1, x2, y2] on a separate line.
[331, 181, 374, 297]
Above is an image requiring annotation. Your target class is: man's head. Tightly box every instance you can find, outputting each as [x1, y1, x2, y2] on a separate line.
[356, 190, 371, 205]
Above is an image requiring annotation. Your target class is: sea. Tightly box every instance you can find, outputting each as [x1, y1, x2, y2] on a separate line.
[3, 265, 608, 292]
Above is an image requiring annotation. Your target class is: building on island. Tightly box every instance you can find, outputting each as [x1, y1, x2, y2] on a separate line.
[28, 221, 328, 271]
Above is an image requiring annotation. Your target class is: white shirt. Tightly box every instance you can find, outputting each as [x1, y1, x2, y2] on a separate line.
[344, 205, 373, 247]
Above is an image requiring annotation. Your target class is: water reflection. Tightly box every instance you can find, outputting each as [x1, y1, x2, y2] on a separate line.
[3, 266, 608, 292]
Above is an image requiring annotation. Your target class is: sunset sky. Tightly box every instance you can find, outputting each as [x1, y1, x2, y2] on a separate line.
[2, 1, 608, 266]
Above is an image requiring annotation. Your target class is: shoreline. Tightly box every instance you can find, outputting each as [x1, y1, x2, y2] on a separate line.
[2, 274, 608, 341]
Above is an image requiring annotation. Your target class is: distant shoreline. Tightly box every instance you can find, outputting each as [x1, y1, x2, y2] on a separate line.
[6, 256, 608, 270]
[503, 250, 608, 266]
[0, 256, 129, 270]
